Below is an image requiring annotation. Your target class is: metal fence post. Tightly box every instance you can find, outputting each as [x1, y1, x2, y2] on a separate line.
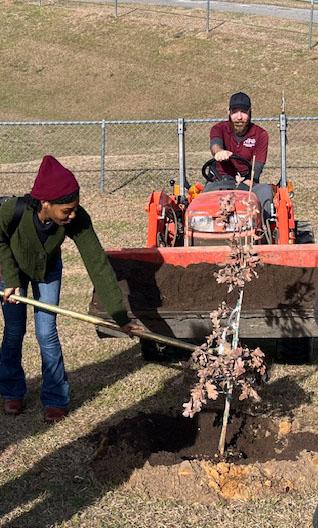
[308, 0, 314, 49]
[100, 120, 107, 192]
[177, 118, 186, 197]
[206, 0, 211, 33]
[115, 0, 118, 17]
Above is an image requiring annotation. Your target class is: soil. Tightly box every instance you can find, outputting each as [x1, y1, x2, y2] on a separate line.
[95, 260, 318, 313]
[91, 409, 318, 503]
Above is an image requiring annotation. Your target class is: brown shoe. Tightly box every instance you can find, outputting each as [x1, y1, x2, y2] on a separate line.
[4, 399, 24, 416]
[43, 407, 68, 423]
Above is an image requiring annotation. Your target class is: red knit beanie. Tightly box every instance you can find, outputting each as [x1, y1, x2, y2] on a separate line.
[31, 155, 80, 201]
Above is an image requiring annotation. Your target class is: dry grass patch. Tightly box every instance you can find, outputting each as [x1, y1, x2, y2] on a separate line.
[0, 170, 318, 526]
[0, 1, 317, 121]
[0, 1, 318, 526]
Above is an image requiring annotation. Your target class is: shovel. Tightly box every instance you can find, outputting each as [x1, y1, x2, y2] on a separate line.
[0, 291, 197, 353]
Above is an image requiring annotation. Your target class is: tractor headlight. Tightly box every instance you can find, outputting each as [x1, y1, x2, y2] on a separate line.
[189, 215, 214, 232]
[225, 214, 254, 232]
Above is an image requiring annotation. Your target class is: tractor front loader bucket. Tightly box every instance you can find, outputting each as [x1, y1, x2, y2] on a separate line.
[89, 245, 318, 342]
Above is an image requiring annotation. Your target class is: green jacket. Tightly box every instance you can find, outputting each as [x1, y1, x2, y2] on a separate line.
[0, 198, 130, 327]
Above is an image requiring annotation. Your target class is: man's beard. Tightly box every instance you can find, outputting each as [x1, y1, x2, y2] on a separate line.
[232, 121, 249, 136]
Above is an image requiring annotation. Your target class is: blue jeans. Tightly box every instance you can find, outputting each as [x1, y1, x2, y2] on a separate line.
[0, 259, 69, 408]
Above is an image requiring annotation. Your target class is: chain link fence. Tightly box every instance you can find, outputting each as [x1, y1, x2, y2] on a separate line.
[28, 0, 317, 47]
[0, 121, 102, 196]
[0, 116, 317, 199]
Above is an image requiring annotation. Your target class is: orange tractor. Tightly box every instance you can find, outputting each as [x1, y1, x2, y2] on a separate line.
[90, 112, 318, 360]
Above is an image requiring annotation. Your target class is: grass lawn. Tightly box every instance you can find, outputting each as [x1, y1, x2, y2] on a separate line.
[0, 0, 317, 121]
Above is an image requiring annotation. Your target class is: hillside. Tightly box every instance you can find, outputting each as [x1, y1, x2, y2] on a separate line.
[0, 0, 317, 120]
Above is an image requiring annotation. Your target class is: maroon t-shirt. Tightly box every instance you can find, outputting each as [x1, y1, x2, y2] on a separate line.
[209, 120, 269, 182]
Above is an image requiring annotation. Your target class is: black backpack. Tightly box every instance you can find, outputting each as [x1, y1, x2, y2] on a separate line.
[0, 196, 28, 238]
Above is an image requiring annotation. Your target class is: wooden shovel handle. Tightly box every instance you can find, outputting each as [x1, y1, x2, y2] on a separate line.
[0, 291, 197, 353]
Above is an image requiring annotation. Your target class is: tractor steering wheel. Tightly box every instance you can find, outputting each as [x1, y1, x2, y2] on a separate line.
[201, 155, 252, 183]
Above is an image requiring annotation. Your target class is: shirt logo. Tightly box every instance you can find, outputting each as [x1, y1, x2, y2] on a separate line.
[243, 138, 256, 148]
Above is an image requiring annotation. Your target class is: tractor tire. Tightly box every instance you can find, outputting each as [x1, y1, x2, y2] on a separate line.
[309, 338, 318, 364]
[140, 338, 168, 362]
[313, 505, 318, 528]
[295, 221, 315, 244]
[276, 337, 318, 364]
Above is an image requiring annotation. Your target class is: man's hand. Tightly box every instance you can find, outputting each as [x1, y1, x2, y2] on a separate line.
[242, 178, 252, 189]
[214, 150, 233, 162]
[242, 180, 252, 189]
[120, 321, 145, 338]
[3, 287, 20, 303]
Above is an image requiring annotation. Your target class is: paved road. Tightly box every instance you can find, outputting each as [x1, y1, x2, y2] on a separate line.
[178, 0, 317, 22]
[81, 0, 317, 23]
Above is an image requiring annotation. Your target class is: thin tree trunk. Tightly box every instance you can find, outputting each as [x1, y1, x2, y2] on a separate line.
[218, 382, 233, 456]
[218, 289, 244, 456]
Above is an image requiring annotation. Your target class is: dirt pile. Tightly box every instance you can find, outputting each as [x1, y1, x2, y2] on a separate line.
[91, 410, 318, 503]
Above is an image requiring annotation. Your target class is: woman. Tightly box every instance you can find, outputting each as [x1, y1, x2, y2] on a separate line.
[0, 155, 140, 423]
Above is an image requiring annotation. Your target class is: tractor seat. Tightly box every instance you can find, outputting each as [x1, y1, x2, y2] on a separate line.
[204, 178, 236, 192]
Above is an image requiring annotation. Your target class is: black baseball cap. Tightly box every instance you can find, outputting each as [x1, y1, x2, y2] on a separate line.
[229, 92, 251, 112]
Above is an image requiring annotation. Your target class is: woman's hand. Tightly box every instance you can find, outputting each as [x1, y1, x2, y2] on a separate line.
[3, 287, 20, 303]
[119, 321, 144, 338]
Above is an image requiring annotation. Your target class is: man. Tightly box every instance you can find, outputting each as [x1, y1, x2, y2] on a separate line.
[208, 92, 272, 218]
